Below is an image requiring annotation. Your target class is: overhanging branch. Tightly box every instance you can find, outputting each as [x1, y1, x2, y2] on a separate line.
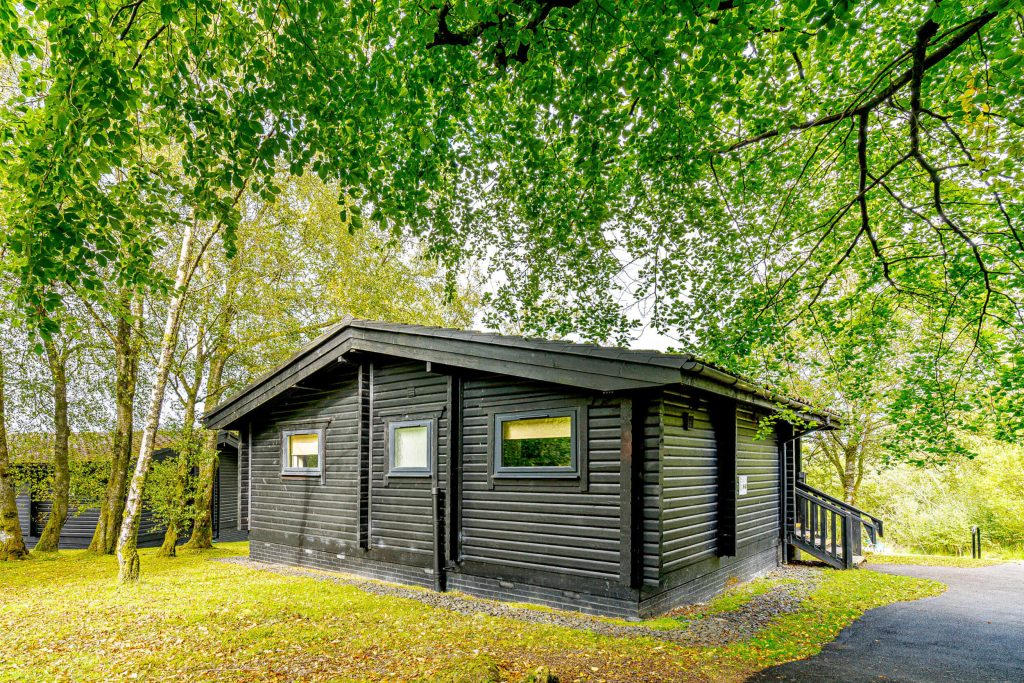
[724, 11, 999, 153]
[428, 0, 583, 63]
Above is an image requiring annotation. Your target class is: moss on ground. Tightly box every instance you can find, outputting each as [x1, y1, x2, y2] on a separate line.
[0, 542, 943, 682]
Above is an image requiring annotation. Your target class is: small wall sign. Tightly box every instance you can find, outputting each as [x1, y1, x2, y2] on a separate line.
[738, 475, 748, 496]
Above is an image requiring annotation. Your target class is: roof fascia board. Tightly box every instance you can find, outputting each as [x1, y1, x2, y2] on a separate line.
[204, 323, 354, 425]
[678, 374, 834, 426]
[205, 323, 837, 430]
[205, 335, 355, 429]
[353, 322, 691, 370]
[205, 328, 680, 429]
[348, 328, 679, 388]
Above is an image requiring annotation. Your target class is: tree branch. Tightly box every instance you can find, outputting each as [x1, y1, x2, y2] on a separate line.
[724, 11, 999, 153]
[428, 0, 582, 64]
[907, 18, 994, 364]
[133, 24, 167, 69]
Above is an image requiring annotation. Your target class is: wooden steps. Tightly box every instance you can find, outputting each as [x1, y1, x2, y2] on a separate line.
[790, 481, 884, 570]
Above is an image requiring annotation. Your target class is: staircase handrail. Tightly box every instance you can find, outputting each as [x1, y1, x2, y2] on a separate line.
[796, 481, 884, 536]
[792, 487, 857, 568]
[794, 486, 853, 518]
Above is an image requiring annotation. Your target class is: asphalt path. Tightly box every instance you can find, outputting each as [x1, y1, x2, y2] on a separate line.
[747, 561, 1024, 682]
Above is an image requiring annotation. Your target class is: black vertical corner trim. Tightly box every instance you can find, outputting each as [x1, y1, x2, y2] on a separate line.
[367, 362, 376, 545]
[631, 397, 647, 586]
[794, 436, 803, 478]
[356, 365, 363, 545]
[619, 396, 645, 589]
[579, 402, 590, 493]
[241, 422, 250, 532]
[246, 421, 253, 532]
[776, 420, 795, 561]
[445, 374, 463, 567]
[711, 398, 738, 557]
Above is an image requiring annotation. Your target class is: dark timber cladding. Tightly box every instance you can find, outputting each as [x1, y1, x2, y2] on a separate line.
[204, 319, 838, 619]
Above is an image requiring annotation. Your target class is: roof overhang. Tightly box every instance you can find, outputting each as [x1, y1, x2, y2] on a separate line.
[203, 321, 840, 430]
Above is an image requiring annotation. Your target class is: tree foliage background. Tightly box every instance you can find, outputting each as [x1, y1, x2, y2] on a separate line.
[1, 0, 1021, 472]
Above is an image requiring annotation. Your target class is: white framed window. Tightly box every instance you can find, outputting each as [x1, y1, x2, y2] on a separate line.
[494, 409, 578, 477]
[388, 419, 433, 476]
[281, 427, 324, 477]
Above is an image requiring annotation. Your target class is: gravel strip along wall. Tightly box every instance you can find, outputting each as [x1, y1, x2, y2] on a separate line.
[219, 557, 823, 647]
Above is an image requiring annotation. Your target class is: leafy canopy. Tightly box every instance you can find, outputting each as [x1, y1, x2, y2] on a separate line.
[1, 0, 1021, 431]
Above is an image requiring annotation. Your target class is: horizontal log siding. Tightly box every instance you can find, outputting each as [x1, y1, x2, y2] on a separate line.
[736, 407, 780, 545]
[218, 451, 239, 532]
[659, 392, 718, 574]
[370, 362, 447, 557]
[16, 492, 30, 535]
[250, 366, 360, 547]
[31, 501, 160, 540]
[460, 377, 622, 580]
[641, 398, 663, 587]
[32, 501, 100, 537]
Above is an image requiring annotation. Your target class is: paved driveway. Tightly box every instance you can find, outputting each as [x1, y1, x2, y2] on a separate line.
[747, 561, 1024, 683]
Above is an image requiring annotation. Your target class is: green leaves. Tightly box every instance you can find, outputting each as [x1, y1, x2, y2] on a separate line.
[0, 0, 1020, 451]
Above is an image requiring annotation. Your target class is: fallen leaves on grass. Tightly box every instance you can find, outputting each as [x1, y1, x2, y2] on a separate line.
[0, 544, 943, 682]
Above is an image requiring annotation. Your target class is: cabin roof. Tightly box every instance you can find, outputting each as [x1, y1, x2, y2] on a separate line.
[203, 318, 840, 430]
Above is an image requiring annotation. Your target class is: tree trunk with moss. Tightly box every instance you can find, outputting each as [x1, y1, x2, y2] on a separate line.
[90, 295, 142, 554]
[159, 379, 200, 555]
[0, 355, 29, 561]
[157, 520, 178, 557]
[156, 432, 190, 557]
[118, 221, 195, 583]
[34, 339, 71, 553]
[184, 352, 228, 550]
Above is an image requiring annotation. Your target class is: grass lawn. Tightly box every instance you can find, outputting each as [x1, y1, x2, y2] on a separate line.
[0, 543, 943, 683]
[865, 553, 1008, 568]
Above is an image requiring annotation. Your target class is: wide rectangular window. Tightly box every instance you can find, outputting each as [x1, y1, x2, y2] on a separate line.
[388, 419, 432, 476]
[495, 410, 577, 476]
[281, 428, 324, 476]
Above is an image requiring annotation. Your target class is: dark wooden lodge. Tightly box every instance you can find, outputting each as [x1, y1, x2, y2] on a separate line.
[204, 319, 883, 618]
[15, 432, 245, 549]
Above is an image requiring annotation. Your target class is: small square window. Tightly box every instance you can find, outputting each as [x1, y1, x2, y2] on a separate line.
[388, 420, 432, 476]
[495, 410, 577, 476]
[281, 428, 324, 476]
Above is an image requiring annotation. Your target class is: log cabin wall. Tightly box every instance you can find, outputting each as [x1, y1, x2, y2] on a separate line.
[637, 391, 783, 617]
[217, 320, 832, 619]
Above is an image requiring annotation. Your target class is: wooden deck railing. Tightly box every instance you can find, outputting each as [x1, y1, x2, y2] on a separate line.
[791, 482, 884, 569]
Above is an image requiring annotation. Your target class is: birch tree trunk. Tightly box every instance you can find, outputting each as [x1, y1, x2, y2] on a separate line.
[34, 339, 71, 552]
[117, 221, 195, 583]
[0, 354, 29, 561]
[90, 294, 142, 554]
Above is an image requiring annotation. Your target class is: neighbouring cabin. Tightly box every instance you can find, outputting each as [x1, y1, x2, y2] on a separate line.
[205, 319, 882, 619]
[13, 431, 246, 549]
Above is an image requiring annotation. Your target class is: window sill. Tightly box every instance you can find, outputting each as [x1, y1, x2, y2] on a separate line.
[281, 470, 323, 478]
[492, 470, 579, 480]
